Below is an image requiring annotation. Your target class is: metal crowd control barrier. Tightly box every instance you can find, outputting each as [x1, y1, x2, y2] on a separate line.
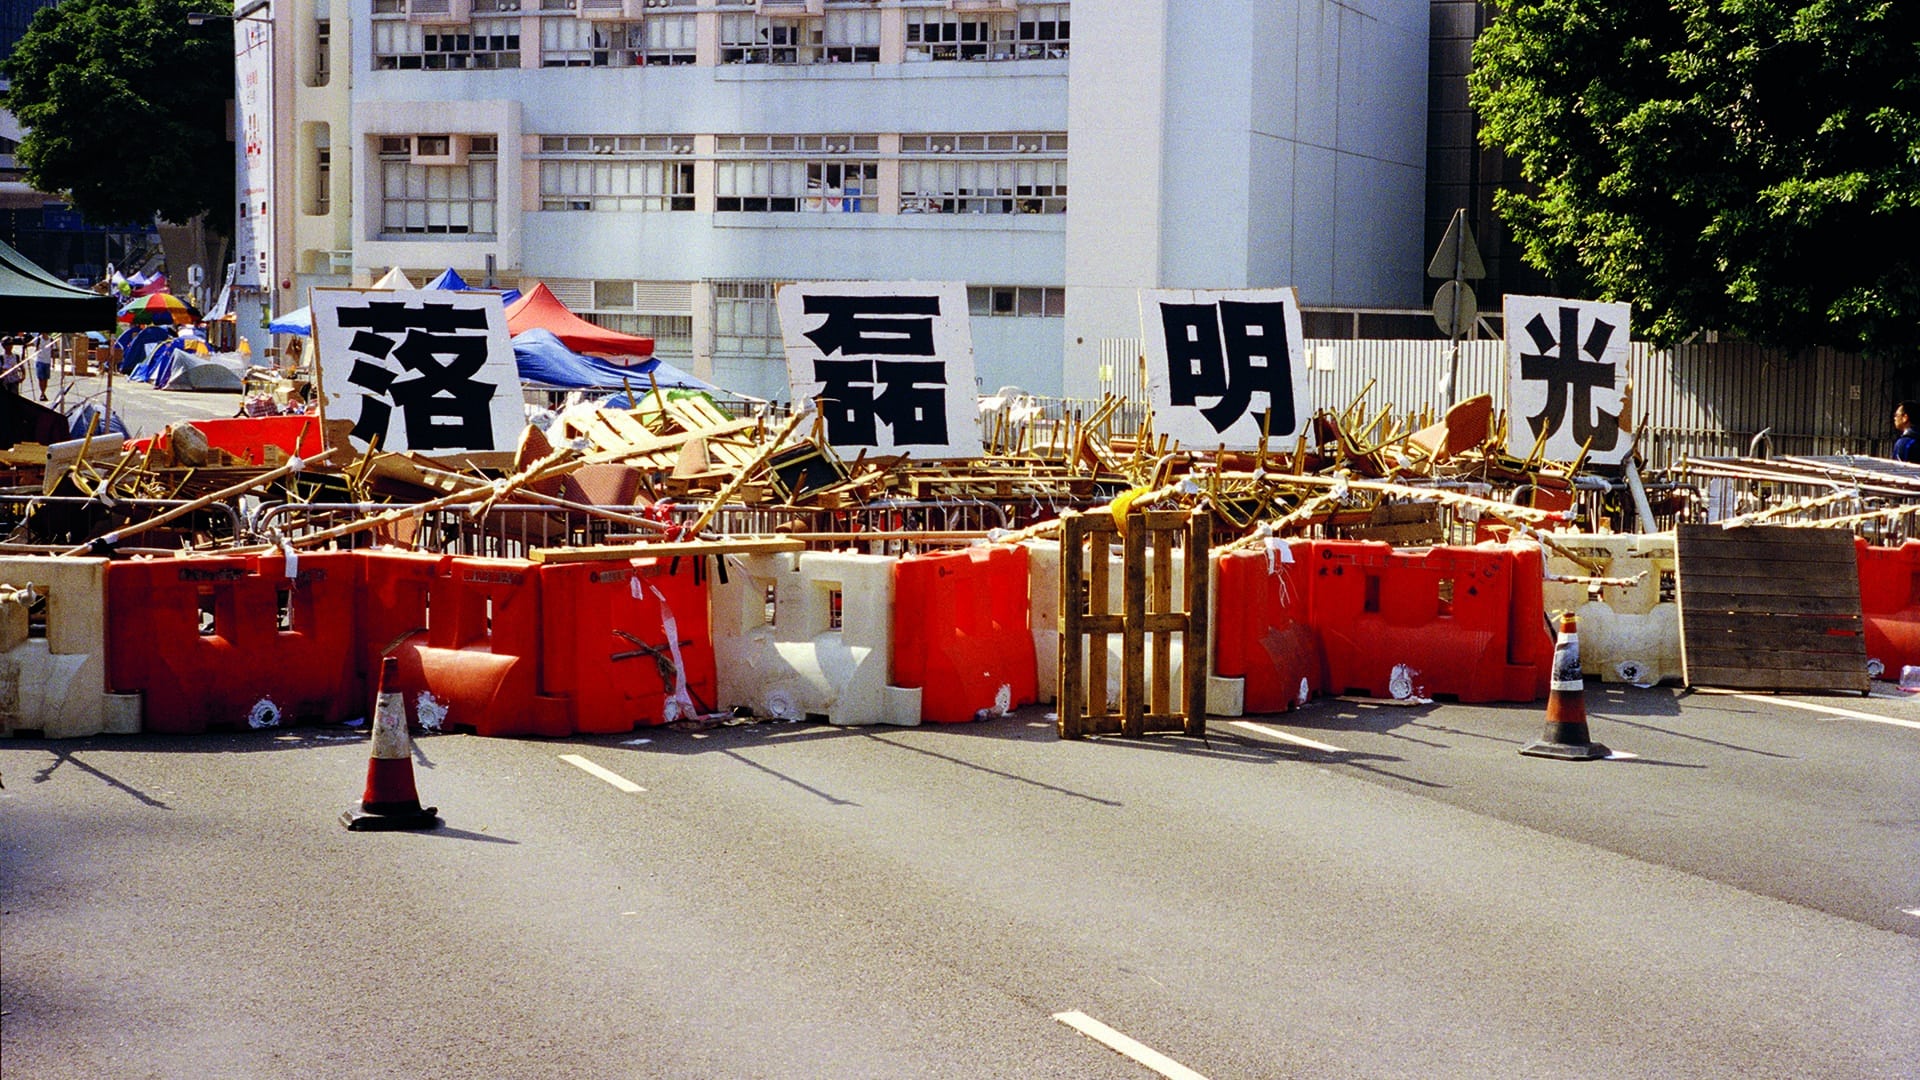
[0, 495, 245, 550]
[251, 502, 619, 558]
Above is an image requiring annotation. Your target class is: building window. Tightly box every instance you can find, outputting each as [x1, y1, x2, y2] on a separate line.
[821, 9, 880, 62]
[377, 137, 498, 238]
[541, 17, 635, 67]
[638, 13, 697, 65]
[315, 145, 331, 213]
[538, 135, 695, 210]
[313, 19, 330, 85]
[372, 16, 521, 70]
[719, 14, 812, 65]
[899, 133, 1068, 214]
[712, 280, 783, 359]
[1016, 5, 1070, 59]
[714, 136, 879, 213]
[968, 285, 1065, 317]
[903, 5, 1069, 61]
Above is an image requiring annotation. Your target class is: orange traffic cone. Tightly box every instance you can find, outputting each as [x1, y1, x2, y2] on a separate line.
[1521, 611, 1609, 760]
[341, 656, 441, 831]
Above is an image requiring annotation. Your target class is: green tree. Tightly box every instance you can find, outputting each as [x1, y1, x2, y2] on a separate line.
[2, 0, 235, 236]
[1469, 0, 1920, 354]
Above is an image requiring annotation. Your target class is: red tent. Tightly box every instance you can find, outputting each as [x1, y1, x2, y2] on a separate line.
[505, 283, 654, 360]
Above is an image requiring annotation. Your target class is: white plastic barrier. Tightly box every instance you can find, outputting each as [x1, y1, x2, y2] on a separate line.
[0, 556, 142, 737]
[1022, 539, 1242, 716]
[1542, 533, 1680, 685]
[712, 550, 919, 726]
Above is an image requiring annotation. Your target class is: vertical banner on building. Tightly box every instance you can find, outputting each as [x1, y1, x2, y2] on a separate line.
[1139, 287, 1311, 450]
[312, 290, 524, 454]
[777, 280, 982, 458]
[233, 15, 273, 291]
[1503, 294, 1631, 465]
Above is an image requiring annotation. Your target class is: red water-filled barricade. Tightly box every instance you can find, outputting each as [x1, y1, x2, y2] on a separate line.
[1306, 541, 1551, 703]
[1212, 547, 1325, 713]
[134, 416, 325, 466]
[106, 551, 359, 733]
[384, 556, 570, 738]
[892, 545, 1038, 723]
[1856, 539, 1920, 679]
[540, 558, 716, 732]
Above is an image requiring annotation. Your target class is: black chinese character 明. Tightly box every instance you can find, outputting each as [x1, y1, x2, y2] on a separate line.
[335, 300, 500, 452]
[1159, 300, 1296, 435]
[804, 294, 950, 447]
[1519, 306, 1620, 453]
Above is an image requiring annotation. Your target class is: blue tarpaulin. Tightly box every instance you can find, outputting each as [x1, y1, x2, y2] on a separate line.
[115, 325, 170, 373]
[513, 328, 715, 391]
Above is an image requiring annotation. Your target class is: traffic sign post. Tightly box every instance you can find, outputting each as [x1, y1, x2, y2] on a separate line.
[1428, 209, 1485, 407]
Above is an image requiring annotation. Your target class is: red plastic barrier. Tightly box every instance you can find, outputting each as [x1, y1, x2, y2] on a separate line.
[540, 558, 716, 732]
[1307, 541, 1549, 703]
[385, 556, 570, 737]
[892, 545, 1038, 723]
[134, 416, 325, 466]
[106, 552, 358, 733]
[353, 550, 442, 710]
[1857, 539, 1920, 679]
[1212, 548, 1325, 713]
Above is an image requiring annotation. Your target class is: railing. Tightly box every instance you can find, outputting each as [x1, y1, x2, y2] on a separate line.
[0, 495, 245, 551]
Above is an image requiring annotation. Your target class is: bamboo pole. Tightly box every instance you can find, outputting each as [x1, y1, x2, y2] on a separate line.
[682, 407, 812, 538]
[61, 448, 339, 556]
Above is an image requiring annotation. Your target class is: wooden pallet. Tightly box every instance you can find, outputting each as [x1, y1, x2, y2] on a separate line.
[1675, 523, 1868, 694]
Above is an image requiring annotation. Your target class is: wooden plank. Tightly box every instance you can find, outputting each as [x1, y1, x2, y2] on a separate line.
[1683, 666, 1869, 693]
[530, 537, 803, 563]
[1677, 522, 1867, 693]
[1150, 524, 1173, 719]
[1184, 511, 1212, 736]
[1058, 513, 1087, 739]
[1122, 514, 1148, 739]
[1088, 526, 1112, 728]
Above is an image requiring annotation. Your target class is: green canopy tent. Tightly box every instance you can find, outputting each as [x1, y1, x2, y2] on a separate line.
[0, 237, 117, 333]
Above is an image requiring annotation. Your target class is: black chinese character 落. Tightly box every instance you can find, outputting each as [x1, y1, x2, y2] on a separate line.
[336, 300, 500, 452]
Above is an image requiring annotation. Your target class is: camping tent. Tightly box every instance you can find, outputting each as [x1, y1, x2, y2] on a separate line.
[513, 328, 712, 390]
[0, 238, 117, 332]
[271, 266, 491, 336]
[505, 283, 653, 360]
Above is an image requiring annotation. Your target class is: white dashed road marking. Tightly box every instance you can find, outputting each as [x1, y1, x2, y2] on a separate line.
[1228, 720, 1349, 753]
[1052, 1011, 1210, 1080]
[1695, 688, 1920, 731]
[559, 754, 645, 793]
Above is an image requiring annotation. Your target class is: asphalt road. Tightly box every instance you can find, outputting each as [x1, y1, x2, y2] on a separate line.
[3, 687, 1915, 1079]
[45, 355, 245, 442]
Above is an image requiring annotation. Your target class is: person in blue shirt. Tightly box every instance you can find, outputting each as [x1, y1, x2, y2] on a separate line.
[1894, 401, 1920, 462]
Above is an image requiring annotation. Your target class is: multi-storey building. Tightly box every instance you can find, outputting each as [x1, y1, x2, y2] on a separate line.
[254, 0, 1427, 400]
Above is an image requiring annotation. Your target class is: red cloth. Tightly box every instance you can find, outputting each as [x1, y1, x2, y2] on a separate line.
[504, 283, 654, 360]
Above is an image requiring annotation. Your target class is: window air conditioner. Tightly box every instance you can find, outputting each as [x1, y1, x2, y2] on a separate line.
[756, 0, 824, 16]
[408, 0, 473, 24]
[947, 0, 1018, 11]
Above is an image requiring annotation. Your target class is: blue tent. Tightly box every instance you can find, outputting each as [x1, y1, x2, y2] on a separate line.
[423, 267, 469, 290]
[271, 269, 495, 336]
[116, 325, 170, 373]
[513, 328, 715, 391]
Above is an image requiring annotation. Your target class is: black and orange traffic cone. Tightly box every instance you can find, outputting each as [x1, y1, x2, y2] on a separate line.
[341, 656, 441, 831]
[1521, 611, 1610, 761]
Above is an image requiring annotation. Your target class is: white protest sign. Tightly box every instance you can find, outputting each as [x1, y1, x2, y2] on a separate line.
[1504, 294, 1631, 465]
[777, 280, 982, 458]
[1140, 287, 1310, 450]
[312, 289, 523, 454]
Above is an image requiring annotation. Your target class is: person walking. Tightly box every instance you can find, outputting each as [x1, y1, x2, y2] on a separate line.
[31, 333, 55, 400]
[1894, 400, 1920, 462]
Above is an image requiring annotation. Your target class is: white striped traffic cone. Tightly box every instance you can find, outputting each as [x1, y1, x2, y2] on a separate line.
[341, 656, 441, 831]
[1521, 611, 1610, 760]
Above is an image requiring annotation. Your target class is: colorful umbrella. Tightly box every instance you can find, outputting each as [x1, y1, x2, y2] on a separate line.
[117, 292, 200, 326]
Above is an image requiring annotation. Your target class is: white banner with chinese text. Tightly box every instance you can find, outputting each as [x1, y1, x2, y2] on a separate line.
[1139, 287, 1311, 451]
[1504, 294, 1632, 466]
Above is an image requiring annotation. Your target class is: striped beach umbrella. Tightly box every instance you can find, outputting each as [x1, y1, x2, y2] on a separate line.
[116, 292, 201, 326]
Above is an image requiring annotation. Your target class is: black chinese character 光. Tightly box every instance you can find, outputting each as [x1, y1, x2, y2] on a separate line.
[336, 300, 500, 451]
[813, 358, 951, 447]
[801, 294, 941, 357]
[1519, 306, 1620, 453]
[1159, 300, 1296, 435]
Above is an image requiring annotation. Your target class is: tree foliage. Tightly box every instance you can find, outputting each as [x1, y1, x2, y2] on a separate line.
[1470, 0, 1920, 354]
[2, 0, 236, 235]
